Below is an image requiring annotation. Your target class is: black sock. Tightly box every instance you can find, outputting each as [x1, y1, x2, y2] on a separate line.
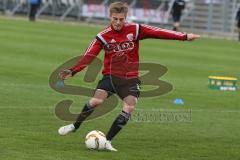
[106, 111, 131, 141]
[73, 103, 94, 129]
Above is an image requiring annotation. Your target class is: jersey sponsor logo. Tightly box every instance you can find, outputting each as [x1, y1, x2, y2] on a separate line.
[104, 41, 135, 53]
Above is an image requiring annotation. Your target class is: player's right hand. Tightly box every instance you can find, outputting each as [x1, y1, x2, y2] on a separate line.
[59, 69, 73, 80]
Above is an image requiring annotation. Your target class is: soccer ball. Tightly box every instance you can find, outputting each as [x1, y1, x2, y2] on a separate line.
[85, 130, 107, 150]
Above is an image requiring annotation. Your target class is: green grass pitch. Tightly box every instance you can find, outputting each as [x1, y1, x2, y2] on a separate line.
[0, 17, 240, 160]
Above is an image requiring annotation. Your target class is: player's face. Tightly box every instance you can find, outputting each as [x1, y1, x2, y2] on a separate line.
[110, 13, 126, 31]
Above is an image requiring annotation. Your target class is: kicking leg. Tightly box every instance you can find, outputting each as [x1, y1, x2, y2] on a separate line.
[73, 89, 108, 129]
[58, 89, 108, 135]
[105, 95, 138, 151]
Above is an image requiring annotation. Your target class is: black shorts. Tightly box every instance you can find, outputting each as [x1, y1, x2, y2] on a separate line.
[96, 75, 141, 99]
[172, 15, 181, 22]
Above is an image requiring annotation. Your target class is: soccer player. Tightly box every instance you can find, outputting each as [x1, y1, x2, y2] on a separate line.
[236, 8, 240, 41]
[171, 0, 186, 31]
[58, 2, 200, 151]
[29, 0, 41, 21]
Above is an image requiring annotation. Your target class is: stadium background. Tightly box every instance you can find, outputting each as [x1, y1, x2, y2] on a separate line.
[1, 0, 240, 39]
[0, 0, 240, 160]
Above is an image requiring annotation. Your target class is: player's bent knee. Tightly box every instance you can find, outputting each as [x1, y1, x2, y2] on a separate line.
[124, 95, 138, 106]
[123, 105, 135, 114]
[89, 98, 104, 107]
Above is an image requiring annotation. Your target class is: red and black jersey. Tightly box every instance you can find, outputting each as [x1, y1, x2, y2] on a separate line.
[70, 23, 187, 79]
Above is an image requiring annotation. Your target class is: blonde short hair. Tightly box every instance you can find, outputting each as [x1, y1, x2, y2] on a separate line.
[109, 2, 128, 16]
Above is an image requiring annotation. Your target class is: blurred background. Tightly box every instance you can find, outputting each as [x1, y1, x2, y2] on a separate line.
[0, 0, 240, 40]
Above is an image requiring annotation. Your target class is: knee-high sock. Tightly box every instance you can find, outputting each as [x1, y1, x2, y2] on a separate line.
[73, 103, 94, 129]
[106, 111, 131, 141]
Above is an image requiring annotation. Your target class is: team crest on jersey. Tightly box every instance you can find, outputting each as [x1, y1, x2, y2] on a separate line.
[110, 39, 116, 43]
[126, 33, 134, 41]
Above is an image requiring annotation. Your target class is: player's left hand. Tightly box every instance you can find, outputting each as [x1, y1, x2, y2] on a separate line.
[187, 33, 200, 41]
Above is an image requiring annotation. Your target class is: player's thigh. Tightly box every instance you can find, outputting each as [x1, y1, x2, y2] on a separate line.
[96, 75, 115, 97]
[89, 75, 116, 107]
[89, 89, 108, 107]
[93, 89, 109, 99]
